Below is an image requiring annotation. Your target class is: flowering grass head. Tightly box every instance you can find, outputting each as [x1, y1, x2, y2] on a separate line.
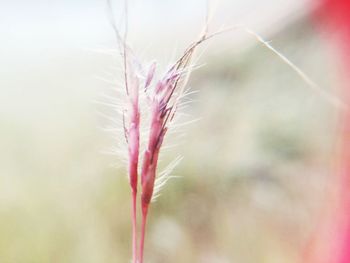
[104, 5, 208, 259]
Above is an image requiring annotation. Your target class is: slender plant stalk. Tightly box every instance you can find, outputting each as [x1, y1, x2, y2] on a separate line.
[131, 189, 138, 263]
[139, 204, 149, 263]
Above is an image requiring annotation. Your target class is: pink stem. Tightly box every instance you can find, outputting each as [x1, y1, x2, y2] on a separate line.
[131, 189, 138, 263]
[139, 204, 149, 263]
[129, 155, 139, 263]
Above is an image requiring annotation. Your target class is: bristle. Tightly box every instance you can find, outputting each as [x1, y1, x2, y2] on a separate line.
[151, 156, 183, 202]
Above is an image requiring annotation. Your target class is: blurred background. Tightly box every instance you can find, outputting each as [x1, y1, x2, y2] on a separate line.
[0, 0, 341, 262]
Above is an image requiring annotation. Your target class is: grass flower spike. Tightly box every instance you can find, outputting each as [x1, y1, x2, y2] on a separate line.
[139, 46, 200, 262]
[106, 2, 207, 261]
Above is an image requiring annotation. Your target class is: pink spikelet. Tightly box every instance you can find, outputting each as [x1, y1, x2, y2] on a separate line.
[138, 47, 201, 262]
[124, 55, 140, 263]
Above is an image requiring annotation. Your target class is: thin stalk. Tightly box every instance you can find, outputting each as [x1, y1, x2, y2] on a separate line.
[131, 189, 138, 263]
[139, 204, 149, 263]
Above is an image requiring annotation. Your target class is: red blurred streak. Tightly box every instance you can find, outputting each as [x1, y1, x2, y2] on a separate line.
[305, 0, 350, 262]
